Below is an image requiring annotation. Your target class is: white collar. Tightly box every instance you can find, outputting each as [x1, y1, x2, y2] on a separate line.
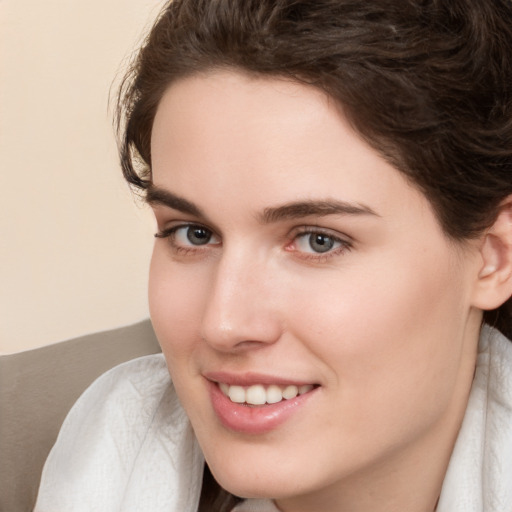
[437, 325, 512, 512]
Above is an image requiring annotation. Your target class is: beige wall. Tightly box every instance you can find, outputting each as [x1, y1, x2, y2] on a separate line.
[1, 0, 165, 353]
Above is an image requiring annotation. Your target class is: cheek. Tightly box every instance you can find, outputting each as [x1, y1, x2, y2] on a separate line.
[286, 247, 469, 424]
[148, 250, 217, 440]
[148, 248, 207, 362]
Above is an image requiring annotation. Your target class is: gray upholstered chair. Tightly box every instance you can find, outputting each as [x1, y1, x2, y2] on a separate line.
[0, 319, 161, 512]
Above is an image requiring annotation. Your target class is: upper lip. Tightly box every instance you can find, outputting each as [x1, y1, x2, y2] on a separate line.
[203, 371, 318, 387]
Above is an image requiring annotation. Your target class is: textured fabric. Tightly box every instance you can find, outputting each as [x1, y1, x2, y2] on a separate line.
[436, 325, 512, 512]
[34, 355, 204, 512]
[35, 326, 512, 512]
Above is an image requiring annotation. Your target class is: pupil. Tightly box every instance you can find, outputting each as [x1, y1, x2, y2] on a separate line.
[187, 227, 211, 245]
[310, 234, 334, 253]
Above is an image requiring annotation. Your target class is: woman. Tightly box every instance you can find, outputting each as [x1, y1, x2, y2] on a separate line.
[35, 1, 512, 511]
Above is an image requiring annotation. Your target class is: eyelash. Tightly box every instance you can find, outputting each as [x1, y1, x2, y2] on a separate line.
[155, 224, 220, 256]
[154, 223, 353, 261]
[287, 227, 353, 261]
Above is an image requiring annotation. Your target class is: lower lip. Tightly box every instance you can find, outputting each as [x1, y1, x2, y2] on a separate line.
[208, 381, 318, 434]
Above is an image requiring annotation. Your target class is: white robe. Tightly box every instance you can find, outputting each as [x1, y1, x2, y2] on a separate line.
[34, 325, 512, 512]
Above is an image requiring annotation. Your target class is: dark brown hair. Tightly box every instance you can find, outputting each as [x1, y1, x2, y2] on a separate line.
[116, 1, 512, 507]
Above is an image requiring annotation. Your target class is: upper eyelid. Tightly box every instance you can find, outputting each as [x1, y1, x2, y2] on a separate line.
[152, 207, 222, 235]
[156, 220, 217, 235]
[293, 230, 352, 247]
[290, 225, 353, 242]
[155, 222, 352, 238]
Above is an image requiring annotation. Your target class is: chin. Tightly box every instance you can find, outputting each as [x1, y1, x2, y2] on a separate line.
[212, 468, 292, 500]
[202, 439, 322, 501]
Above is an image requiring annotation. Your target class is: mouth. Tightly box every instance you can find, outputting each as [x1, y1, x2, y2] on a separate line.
[218, 382, 316, 406]
[205, 372, 320, 433]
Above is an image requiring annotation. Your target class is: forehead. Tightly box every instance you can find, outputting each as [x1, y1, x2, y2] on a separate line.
[150, 70, 434, 228]
[151, 71, 337, 166]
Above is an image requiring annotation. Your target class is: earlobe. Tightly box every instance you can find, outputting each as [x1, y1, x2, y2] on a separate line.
[472, 199, 512, 310]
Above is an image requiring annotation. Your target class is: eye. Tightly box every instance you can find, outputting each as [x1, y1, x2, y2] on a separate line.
[155, 224, 220, 249]
[290, 229, 351, 258]
[296, 232, 339, 253]
[176, 225, 214, 246]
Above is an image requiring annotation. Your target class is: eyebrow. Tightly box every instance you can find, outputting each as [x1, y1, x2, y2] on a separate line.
[146, 185, 204, 217]
[260, 199, 379, 223]
[146, 185, 379, 223]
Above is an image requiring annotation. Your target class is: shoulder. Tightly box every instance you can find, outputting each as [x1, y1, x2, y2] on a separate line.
[35, 354, 204, 512]
[65, 353, 171, 418]
[50, 354, 174, 446]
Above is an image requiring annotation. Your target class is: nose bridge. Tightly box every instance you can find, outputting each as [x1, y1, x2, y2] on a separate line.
[200, 245, 280, 350]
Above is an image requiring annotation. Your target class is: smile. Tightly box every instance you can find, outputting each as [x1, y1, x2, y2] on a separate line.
[207, 375, 320, 433]
[218, 382, 316, 405]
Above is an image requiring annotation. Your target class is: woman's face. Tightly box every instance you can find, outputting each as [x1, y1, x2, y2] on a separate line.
[149, 71, 483, 509]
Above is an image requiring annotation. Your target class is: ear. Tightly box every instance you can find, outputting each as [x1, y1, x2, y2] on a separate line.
[471, 198, 512, 311]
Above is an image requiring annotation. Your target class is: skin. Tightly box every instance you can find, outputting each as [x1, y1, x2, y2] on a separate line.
[148, 70, 485, 512]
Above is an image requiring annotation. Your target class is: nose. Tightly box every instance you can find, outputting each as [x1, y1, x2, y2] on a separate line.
[200, 249, 282, 352]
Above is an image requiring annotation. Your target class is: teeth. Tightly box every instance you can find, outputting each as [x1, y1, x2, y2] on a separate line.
[266, 385, 283, 404]
[282, 385, 298, 399]
[246, 385, 266, 405]
[228, 385, 246, 403]
[299, 384, 314, 395]
[219, 382, 315, 405]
